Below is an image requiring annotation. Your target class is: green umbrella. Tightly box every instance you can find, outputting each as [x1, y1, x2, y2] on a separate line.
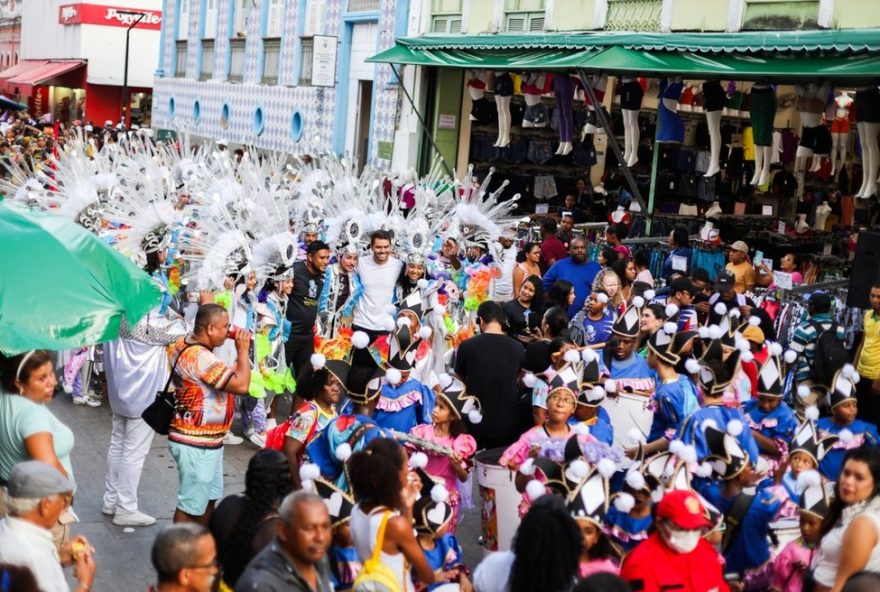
[0, 199, 162, 355]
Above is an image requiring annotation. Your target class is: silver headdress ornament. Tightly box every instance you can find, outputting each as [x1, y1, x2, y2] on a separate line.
[444, 165, 520, 248]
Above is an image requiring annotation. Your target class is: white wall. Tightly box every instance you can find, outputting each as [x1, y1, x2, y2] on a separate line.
[390, 0, 427, 174]
[22, 0, 161, 88]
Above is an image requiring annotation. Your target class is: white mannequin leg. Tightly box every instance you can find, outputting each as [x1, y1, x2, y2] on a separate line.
[759, 146, 773, 186]
[861, 122, 880, 198]
[622, 111, 633, 164]
[810, 152, 825, 173]
[705, 110, 722, 177]
[626, 109, 640, 166]
[495, 95, 512, 147]
[751, 145, 764, 185]
[796, 145, 813, 179]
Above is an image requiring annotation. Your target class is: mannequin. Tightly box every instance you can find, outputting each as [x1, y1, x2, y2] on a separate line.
[609, 206, 632, 226]
[554, 75, 576, 155]
[814, 201, 832, 231]
[520, 73, 551, 129]
[831, 91, 853, 178]
[855, 85, 880, 198]
[795, 82, 832, 175]
[619, 77, 644, 166]
[703, 80, 725, 177]
[581, 73, 607, 137]
[795, 214, 810, 234]
[749, 82, 777, 186]
[705, 200, 723, 219]
[679, 84, 695, 112]
[493, 71, 514, 148]
[657, 76, 685, 144]
[466, 70, 495, 125]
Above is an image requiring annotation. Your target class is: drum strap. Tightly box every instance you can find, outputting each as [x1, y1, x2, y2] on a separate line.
[722, 492, 754, 554]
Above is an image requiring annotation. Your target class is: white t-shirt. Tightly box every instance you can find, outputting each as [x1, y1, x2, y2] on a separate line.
[492, 245, 518, 300]
[813, 498, 880, 586]
[473, 550, 515, 592]
[353, 256, 404, 330]
[0, 517, 69, 592]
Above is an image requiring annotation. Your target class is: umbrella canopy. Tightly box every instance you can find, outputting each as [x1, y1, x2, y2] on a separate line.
[0, 200, 162, 355]
[0, 95, 26, 111]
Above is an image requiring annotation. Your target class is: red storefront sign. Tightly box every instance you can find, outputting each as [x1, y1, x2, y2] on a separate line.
[58, 4, 162, 30]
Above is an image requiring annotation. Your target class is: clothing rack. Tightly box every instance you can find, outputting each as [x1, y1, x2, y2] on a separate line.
[782, 278, 849, 295]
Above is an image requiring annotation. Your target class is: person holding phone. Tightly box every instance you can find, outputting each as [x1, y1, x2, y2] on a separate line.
[755, 252, 804, 289]
[503, 275, 544, 345]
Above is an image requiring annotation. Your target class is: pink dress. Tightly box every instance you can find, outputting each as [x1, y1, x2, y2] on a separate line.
[408, 424, 476, 533]
[579, 558, 620, 579]
[771, 538, 816, 592]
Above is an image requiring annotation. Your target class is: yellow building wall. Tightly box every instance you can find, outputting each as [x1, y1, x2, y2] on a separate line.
[669, 0, 729, 31]
[465, 0, 497, 33]
[549, 0, 599, 31]
[832, 0, 880, 28]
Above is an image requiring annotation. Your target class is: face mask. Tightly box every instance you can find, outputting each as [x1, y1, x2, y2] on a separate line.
[663, 524, 702, 553]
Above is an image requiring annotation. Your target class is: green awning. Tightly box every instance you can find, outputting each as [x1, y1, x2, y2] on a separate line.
[367, 45, 598, 69]
[583, 45, 880, 79]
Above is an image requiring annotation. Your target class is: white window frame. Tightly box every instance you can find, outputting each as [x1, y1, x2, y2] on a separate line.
[347, 0, 380, 11]
[262, 38, 281, 83]
[200, 40, 214, 80]
[299, 38, 314, 85]
[229, 38, 246, 81]
[175, 40, 187, 77]
[504, 0, 545, 32]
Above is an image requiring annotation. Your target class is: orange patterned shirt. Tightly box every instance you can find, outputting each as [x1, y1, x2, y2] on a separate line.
[167, 337, 235, 448]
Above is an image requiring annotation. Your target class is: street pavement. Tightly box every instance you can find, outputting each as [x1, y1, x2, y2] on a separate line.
[54, 392, 484, 592]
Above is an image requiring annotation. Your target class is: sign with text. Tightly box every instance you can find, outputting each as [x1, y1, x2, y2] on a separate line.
[59, 4, 162, 30]
[311, 36, 338, 88]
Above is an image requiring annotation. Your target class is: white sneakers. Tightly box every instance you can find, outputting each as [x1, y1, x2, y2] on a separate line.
[248, 432, 267, 448]
[112, 511, 157, 527]
[223, 432, 244, 446]
[73, 394, 102, 407]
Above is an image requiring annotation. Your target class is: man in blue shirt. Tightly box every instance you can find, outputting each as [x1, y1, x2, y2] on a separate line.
[542, 237, 601, 317]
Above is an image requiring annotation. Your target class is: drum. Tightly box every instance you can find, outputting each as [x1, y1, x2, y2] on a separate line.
[601, 392, 654, 448]
[476, 448, 523, 554]
[770, 518, 801, 551]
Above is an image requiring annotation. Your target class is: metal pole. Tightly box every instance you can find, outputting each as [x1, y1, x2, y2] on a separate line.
[121, 12, 146, 126]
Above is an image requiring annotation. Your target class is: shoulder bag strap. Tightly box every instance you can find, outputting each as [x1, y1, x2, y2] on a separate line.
[721, 492, 754, 554]
[161, 343, 200, 395]
[372, 511, 392, 564]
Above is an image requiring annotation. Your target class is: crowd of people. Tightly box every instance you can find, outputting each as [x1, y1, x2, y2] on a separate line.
[0, 130, 879, 592]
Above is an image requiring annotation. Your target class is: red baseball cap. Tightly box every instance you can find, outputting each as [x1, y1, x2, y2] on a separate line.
[656, 490, 712, 529]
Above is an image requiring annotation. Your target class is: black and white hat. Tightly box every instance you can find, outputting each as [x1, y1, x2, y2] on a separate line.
[703, 422, 750, 481]
[313, 478, 354, 528]
[612, 305, 642, 338]
[798, 470, 830, 519]
[790, 406, 838, 466]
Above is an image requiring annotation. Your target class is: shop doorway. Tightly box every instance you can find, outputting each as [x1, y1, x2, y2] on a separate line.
[353, 80, 373, 173]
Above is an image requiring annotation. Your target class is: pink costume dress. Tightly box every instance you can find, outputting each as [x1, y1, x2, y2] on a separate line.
[579, 558, 620, 579]
[408, 424, 476, 533]
[771, 538, 817, 592]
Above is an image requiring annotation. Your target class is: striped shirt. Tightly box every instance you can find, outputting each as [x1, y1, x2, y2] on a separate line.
[789, 313, 845, 383]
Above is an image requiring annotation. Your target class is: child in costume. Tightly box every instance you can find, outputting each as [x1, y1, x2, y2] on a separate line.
[524, 337, 579, 426]
[769, 470, 827, 592]
[565, 461, 621, 578]
[816, 365, 880, 481]
[569, 348, 614, 446]
[407, 375, 477, 533]
[410, 468, 471, 592]
[313, 479, 359, 592]
[644, 325, 700, 451]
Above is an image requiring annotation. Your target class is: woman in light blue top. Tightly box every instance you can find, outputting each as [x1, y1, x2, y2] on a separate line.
[0, 350, 75, 484]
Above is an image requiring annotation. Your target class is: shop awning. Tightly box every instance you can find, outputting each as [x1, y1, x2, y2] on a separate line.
[7, 60, 85, 95]
[0, 60, 48, 81]
[369, 29, 880, 78]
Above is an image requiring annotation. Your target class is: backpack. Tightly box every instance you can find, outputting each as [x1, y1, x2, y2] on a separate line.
[809, 320, 850, 387]
[352, 511, 405, 592]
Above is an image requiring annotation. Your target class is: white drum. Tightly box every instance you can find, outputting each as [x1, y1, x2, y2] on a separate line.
[476, 448, 523, 554]
[601, 392, 654, 448]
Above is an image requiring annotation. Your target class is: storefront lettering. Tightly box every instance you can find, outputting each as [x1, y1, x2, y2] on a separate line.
[104, 7, 161, 26]
[58, 4, 162, 30]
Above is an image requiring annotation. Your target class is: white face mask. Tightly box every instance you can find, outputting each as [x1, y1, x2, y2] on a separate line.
[662, 523, 703, 554]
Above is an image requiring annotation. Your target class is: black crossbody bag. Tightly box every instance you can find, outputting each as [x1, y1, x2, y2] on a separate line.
[142, 344, 198, 435]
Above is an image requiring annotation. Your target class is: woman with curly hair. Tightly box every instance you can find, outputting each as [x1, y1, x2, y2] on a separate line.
[209, 449, 292, 589]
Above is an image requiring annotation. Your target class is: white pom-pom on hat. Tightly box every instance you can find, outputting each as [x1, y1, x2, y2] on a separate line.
[768, 342, 783, 357]
[573, 422, 590, 437]
[669, 440, 685, 455]
[335, 443, 352, 462]
[384, 304, 399, 315]
[727, 419, 744, 437]
[410, 451, 428, 469]
[797, 469, 822, 490]
[564, 349, 580, 363]
[568, 459, 590, 481]
[665, 303, 680, 318]
[385, 367, 402, 386]
[352, 331, 370, 349]
[582, 348, 598, 363]
[696, 462, 713, 478]
[740, 350, 754, 363]
[748, 316, 761, 327]
[839, 429, 854, 444]
[679, 445, 698, 465]
[853, 372, 861, 384]
[310, 353, 327, 370]
[708, 325, 723, 340]
[438, 373, 454, 389]
[735, 338, 751, 353]
[417, 278, 429, 290]
[664, 322, 678, 335]
[397, 316, 412, 328]
[299, 463, 320, 482]
[798, 385, 812, 400]
[597, 293, 609, 304]
[632, 296, 645, 309]
[784, 349, 797, 364]
[519, 458, 537, 476]
[597, 458, 617, 479]
[431, 484, 449, 504]
[729, 308, 741, 319]
[418, 326, 433, 340]
[614, 492, 636, 513]
[685, 358, 701, 374]
[714, 302, 728, 316]
[526, 479, 546, 500]
[701, 418, 719, 432]
[645, 290, 656, 300]
[842, 364, 856, 379]
[651, 488, 665, 503]
[805, 405, 820, 421]
[589, 386, 606, 402]
[698, 326, 709, 339]
[523, 372, 537, 388]
[605, 379, 617, 394]
[382, 316, 397, 332]
[626, 428, 647, 446]
[468, 408, 483, 424]
[626, 470, 646, 491]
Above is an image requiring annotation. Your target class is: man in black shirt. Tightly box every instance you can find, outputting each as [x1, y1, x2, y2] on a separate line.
[286, 240, 330, 377]
[454, 301, 525, 450]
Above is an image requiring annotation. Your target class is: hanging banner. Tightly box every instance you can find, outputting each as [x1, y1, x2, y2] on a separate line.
[58, 4, 163, 30]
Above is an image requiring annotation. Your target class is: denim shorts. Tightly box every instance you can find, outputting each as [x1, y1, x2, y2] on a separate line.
[169, 441, 224, 516]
